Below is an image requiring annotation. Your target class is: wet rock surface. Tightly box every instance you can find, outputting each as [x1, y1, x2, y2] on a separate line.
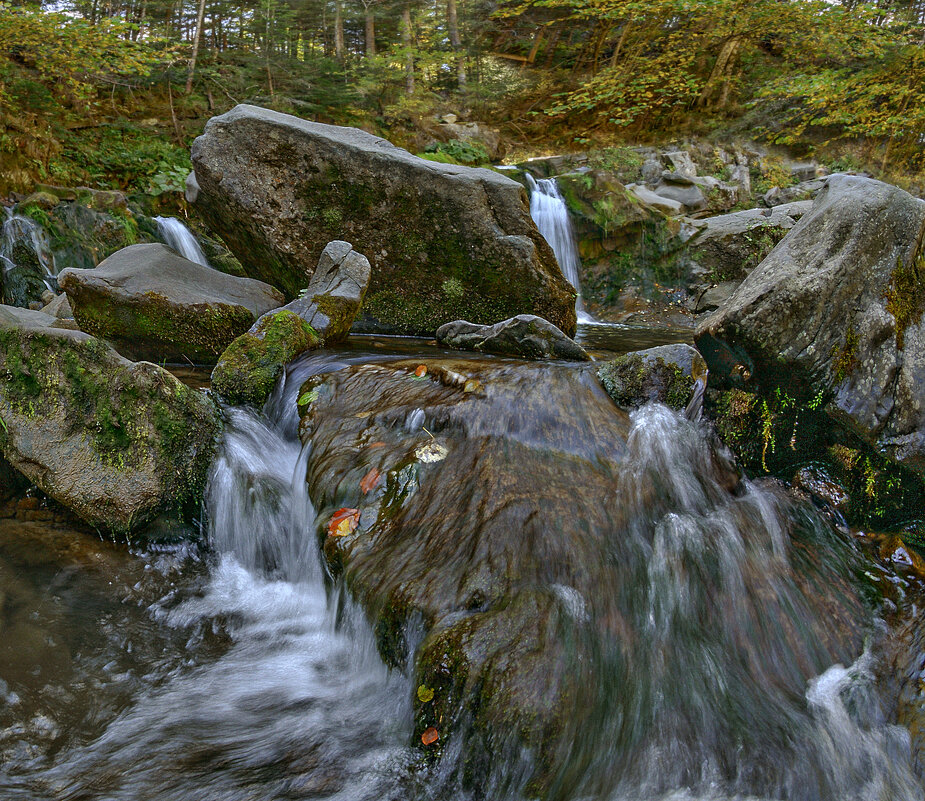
[696, 174, 925, 472]
[59, 243, 284, 363]
[297, 352, 877, 797]
[436, 314, 590, 361]
[598, 343, 707, 410]
[189, 104, 577, 336]
[0, 304, 221, 532]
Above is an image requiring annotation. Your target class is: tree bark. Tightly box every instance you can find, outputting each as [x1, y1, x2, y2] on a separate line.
[185, 0, 208, 93]
[364, 5, 376, 55]
[334, 0, 345, 62]
[447, 0, 466, 90]
[401, 3, 415, 94]
[697, 34, 744, 109]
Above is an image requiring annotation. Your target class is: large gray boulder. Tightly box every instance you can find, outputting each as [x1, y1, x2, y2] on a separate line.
[188, 105, 577, 336]
[210, 241, 370, 407]
[696, 174, 925, 470]
[59, 243, 284, 363]
[686, 201, 811, 286]
[436, 314, 590, 361]
[0, 305, 221, 532]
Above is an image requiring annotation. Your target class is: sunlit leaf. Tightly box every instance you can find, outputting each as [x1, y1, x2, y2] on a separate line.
[328, 508, 360, 537]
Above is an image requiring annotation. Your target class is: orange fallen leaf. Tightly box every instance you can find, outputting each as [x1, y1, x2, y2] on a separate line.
[328, 508, 360, 537]
[360, 468, 381, 494]
[421, 727, 439, 746]
[414, 364, 427, 378]
[367, 441, 387, 449]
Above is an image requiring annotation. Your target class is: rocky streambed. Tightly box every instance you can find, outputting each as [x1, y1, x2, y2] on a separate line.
[1, 105, 925, 799]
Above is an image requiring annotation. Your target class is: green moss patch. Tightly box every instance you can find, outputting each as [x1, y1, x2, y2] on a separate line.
[0, 326, 221, 531]
[70, 291, 256, 363]
[885, 250, 925, 350]
[598, 353, 695, 410]
[707, 382, 925, 533]
[211, 310, 321, 407]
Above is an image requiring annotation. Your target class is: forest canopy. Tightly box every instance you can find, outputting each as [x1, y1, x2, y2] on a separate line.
[2, 0, 924, 192]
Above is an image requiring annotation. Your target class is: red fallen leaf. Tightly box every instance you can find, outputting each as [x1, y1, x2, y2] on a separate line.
[414, 364, 427, 378]
[328, 508, 360, 537]
[421, 727, 439, 746]
[360, 468, 381, 494]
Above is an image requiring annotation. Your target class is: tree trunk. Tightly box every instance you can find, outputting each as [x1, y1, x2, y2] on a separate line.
[365, 6, 376, 55]
[401, 4, 414, 94]
[697, 34, 744, 109]
[185, 0, 207, 93]
[447, 0, 466, 90]
[334, 0, 345, 61]
[543, 24, 563, 67]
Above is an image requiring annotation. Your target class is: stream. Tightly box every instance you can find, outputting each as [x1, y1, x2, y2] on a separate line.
[0, 329, 923, 801]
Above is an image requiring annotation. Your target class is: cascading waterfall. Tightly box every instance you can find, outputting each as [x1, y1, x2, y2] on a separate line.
[6, 346, 923, 801]
[154, 216, 211, 267]
[1, 208, 57, 304]
[526, 174, 593, 323]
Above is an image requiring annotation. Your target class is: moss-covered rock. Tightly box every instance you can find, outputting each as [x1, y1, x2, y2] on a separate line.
[59, 243, 284, 363]
[189, 105, 577, 336]
[598, 344, 705, 410]
[0, 305, 221, 534]
[211, 310, 321, 407]
[696, 174, 925, 473]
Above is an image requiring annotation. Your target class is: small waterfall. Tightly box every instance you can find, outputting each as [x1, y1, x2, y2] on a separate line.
[155, 216, 210, 267]
[526, 175, 593, 323]
[1, 208, 57, 306]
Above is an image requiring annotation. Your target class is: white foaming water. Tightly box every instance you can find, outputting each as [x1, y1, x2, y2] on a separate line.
[526, 174, 593, 323]
[1, 208, 57, 290]
[604, 403, 924, 801]
[34, 385, 412, 801]
[154, 216, 210, 267]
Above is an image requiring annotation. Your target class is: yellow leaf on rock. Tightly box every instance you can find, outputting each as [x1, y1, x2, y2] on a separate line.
[417, 685, 434, 703]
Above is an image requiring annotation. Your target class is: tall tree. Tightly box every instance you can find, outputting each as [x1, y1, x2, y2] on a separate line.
[185, 0, 207, 92]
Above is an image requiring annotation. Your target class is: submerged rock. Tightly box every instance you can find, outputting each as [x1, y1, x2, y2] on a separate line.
[211, 241, 368, 407]
[189, 104, 577, 336]
[297, 353, 874, 798]
[59, 243, 284, 363]
[598, 343, 706, 410]
[0, 305, 221, 532]
[436, 314, 590, 361]
[696, 174, 925, 471]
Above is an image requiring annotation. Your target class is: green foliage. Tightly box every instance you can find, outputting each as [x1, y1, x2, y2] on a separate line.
[422, 139, 491, 166]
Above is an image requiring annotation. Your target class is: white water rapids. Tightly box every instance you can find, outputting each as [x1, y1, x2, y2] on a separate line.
[1, 347, 921, 801]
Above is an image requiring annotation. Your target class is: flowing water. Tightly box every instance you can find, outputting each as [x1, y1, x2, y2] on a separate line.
[154, 216, 211, 267]
[0, 340, 922, 800]
[526, 175, 593, 323]
[1, 209, 57, 304]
